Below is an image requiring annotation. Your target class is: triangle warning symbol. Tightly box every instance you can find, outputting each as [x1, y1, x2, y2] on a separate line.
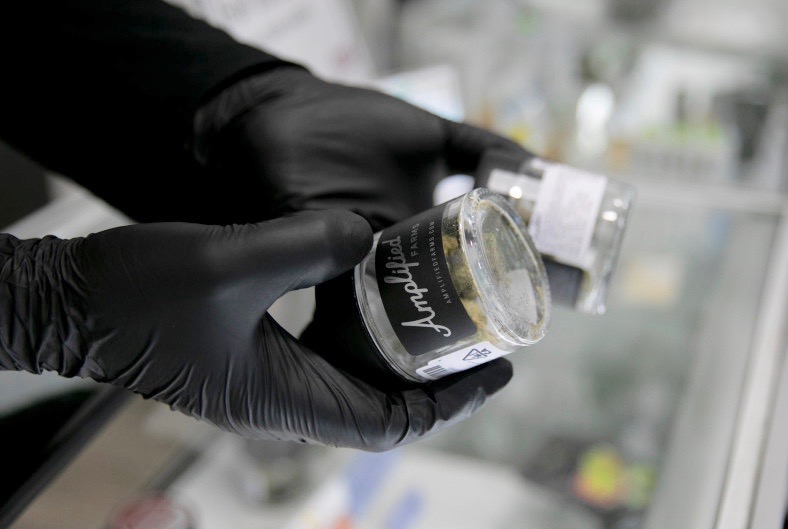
[463, 348, 492, 361]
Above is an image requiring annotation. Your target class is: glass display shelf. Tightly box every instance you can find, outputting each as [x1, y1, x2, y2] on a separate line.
[4, 2, 788, 528]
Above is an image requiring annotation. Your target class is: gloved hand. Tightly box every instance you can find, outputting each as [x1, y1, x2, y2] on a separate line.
[0, 210, 512, 451]
[194, 67, 526, 386]
[195, 67, 529, 230]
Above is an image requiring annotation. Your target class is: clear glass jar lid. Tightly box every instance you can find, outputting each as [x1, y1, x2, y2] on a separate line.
[459, 189, 551, 345]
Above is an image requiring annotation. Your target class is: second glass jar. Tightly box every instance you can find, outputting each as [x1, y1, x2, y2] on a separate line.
[477, 150, 636, 315]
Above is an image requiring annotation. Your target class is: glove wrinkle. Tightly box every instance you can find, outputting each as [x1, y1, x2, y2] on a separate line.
[195, 374, 210, 422]
[379, 393, 411, 451]
[161, 363, 196, 403]
[1, 235, 91, 377]
[402, 390, 436, 443]
[221, 350, 243, 435]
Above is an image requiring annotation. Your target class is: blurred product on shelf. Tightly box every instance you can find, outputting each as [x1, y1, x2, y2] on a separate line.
[521, 437, 657, 528]
[607, 0, 668, 24]
[395, 0, 788, 193]
[234, 440, 321, 504]
[603, 44, 768, 186]
[107, 494, 196, 529]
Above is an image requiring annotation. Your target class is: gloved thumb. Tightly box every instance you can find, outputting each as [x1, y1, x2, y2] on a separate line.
[204, 210, 372, 301]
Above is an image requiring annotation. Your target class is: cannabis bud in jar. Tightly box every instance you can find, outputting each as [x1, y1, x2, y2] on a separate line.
[477, 149, 636, 315]
[354, 188, 551, 382]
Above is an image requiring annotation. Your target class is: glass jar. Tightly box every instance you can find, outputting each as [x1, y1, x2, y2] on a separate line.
[477, 150, 636, 315]
[354, 188, 551, 382]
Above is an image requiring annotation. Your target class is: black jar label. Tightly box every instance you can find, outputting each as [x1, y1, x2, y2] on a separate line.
[375, 204, 477, 356]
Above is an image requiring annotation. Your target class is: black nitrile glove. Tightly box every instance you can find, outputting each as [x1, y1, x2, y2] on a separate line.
[0, 210, 512, 451]
[195, 67, 530, 230]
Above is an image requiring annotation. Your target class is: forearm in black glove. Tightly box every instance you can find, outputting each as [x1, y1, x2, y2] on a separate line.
[0, 0, 296, 225]
[0, 211, 512, 451]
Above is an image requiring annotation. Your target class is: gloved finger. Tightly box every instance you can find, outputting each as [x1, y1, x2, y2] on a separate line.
[442, 119, 533, 176]
[339, 357, 513, 452]
[393, 357, 513, 448]
[204, 209, 373, 295]
[261, 323, 513, 451]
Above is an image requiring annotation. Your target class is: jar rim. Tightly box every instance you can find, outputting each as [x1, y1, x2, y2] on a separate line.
[459, 188, 551, 345]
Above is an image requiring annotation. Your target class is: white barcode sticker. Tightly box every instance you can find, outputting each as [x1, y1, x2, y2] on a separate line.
[528, 164, 606, 268]
[415, 341, 511, 381]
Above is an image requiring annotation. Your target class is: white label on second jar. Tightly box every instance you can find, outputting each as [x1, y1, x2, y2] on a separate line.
[528, 164, 606, 268]
[415, 341, 511, 380]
